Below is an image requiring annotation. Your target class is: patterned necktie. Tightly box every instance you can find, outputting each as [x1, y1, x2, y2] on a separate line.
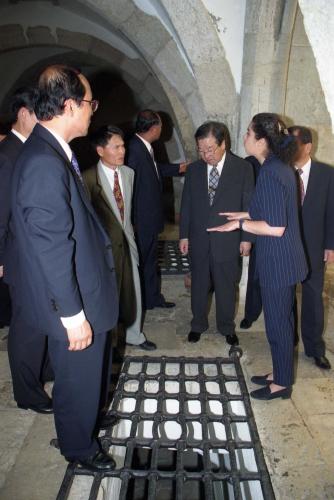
[113, 169, 124, 222]
[71, 152, 83, 184]
[208, 166, 219, 205]
[297, 168, 305, 205]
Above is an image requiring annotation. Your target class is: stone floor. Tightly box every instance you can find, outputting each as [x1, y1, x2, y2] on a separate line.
[0, 262, 334, 499]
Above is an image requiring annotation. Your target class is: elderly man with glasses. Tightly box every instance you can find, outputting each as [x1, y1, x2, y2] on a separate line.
[179, 121, 254, 346]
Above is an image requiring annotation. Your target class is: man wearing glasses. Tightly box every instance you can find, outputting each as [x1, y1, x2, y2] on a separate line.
[179, 121, 254, 346]
[5, 65, 119, 471]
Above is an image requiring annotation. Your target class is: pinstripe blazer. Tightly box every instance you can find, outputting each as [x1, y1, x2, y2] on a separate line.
[249, 154, 308, 288]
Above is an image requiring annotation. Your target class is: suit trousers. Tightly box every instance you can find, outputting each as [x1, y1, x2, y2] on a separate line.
[0, 278, 11, 326]
[8, 292, 53, 406]
[48, 332, 108, 459]
[261, 285, 295, 387]
[136, 230, 164, 309]
[190, 253, 240, 336]
[244, 246, 262, 322]
[300, 266, 325, 357]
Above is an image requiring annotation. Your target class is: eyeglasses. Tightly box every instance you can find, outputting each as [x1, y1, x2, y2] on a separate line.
[81, 99, 99, 113]
[197, 145, 219, 156]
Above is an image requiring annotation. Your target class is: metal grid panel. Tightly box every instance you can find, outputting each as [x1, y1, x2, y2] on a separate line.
[57, 354, 275, 500]
[157, 240, 190, 275]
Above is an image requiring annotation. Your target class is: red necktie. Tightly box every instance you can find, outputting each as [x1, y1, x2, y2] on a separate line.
[113, 170, 124, 222]
[297, 169, 305, 205]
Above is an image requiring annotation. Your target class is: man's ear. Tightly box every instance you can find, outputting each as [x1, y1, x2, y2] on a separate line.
[305, 143, 312, 156]
[64, 98, 73, 114]
[96, 145, 104, 158]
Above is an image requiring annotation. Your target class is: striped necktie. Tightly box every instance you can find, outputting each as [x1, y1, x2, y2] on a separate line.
[208, 166, 219, 205]
[113, 169, 124, 222]
[297, 168, 305, 205]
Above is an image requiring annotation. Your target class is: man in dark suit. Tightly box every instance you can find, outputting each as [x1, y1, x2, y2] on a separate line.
[84, 125, 156, 350]
[179, 121, 254, 345]
[289, 126, 334, 370]
[126, 109, 187, 310]
[5, 65, 119, 471]
[0, 87, 38, 328]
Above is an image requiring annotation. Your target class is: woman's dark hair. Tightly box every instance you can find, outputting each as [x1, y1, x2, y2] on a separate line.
[194, 121, 231, 151]
[35, 65, 85, 121]
[135, 109, 160, 133]
[251, 113, 297, 165]
[90, 124, 124, 149]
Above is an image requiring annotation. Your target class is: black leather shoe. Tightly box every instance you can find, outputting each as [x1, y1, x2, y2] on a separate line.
[226, 334, 239, 346]
[251, 374, 273, 386]
[240, 318, 253, 329]
[314, 355, 331, 370]
[126, 340, 157, 351]
[188, 331, 201, 343]
[250, 385, 291, 400]
[99, 414, 118, 430]
[17, 401, 53, 414]
[156, 301, 175, 308]
[67, 450, 116, 472]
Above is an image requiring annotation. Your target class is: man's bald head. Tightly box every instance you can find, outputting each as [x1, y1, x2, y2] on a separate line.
[35, 65, 86, 121]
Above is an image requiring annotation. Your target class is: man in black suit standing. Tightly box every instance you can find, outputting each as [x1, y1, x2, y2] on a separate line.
[0, 87, 38, 328]
[5, 65, 119, 471]
[126, 109, 187, 310]
[179, 121, 254, 345]
[289, 126, 334, 370]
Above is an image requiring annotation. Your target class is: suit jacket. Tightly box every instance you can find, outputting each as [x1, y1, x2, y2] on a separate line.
[0, 131, 24, 265]
[180, 153, 254, 263]
[83, 162, 136, 326]
[300, 160, 334, 272]
[5, 124, 119, 339]
[126, 134, 180, 235]
[249, 154, 308, 287]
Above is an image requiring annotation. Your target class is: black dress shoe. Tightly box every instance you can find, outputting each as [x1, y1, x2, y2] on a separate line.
[188, 331, 201, 343]
[156, 301, 175, 308]
[250, 374, 273, 386]
[250, 385, 291, 400]
[240, 318, 253, 329]
[126, 340, 157, 351]
[17, 401, 53, 414]
[67, 450, 116, 472]
[226, 334, 239, 346]
[99, 414, 118, 430]
[314, 355, 331, 370]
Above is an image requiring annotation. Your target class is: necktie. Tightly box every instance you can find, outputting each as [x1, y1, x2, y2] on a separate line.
[113, 170, 124, 222]
[297, 168, 305, 205]
[71, 152, 83, 184]
[149, 146, 160, 179]
[208, 166, 219, 205]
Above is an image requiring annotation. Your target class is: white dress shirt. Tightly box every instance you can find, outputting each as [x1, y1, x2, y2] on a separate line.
[11, 128, 27, 143]
[100, 160, 124, 195]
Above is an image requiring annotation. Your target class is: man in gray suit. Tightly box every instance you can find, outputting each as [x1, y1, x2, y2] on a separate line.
[84, 125, 156, 350]
[180, 121, 254, 345]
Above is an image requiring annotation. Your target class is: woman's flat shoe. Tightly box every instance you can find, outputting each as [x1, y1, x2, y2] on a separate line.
[250, 374, 273, 386]
[250, 385, 292, 400]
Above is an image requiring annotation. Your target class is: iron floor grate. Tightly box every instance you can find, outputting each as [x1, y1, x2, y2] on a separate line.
[158, 240, 190, 275]
[56, 353, 275, 500]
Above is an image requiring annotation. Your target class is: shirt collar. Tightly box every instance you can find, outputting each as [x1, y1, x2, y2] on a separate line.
[11, 128, 26, 143]
[41, 125, 72, 162]
[136, 133, 152, 153]
[295, 157, 311, 173]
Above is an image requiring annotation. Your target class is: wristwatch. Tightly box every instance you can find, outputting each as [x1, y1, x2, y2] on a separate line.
[239, 219, 245, 230]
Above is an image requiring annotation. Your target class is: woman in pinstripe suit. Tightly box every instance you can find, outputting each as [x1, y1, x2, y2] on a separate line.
[209, 113, 308, 400]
